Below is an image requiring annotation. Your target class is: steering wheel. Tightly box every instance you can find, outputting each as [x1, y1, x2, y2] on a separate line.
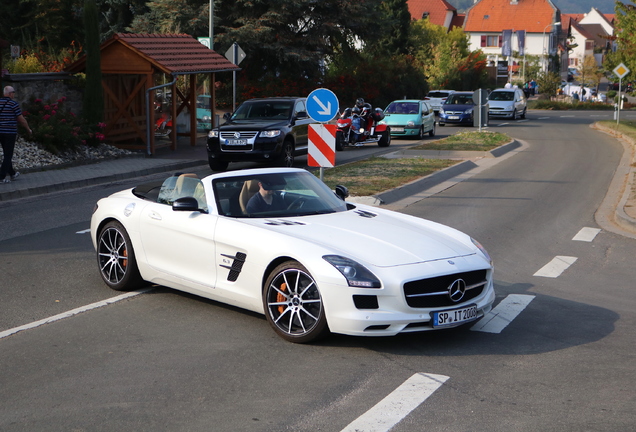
[287, 197, 306, 211]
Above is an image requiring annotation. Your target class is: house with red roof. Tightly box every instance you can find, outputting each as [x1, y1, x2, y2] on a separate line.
[463, 0, 566, 77]
[562, 8, 615, 70]
[407, 0, 465, 31]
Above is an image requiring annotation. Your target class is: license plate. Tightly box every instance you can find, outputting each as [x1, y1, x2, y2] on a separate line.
[448, 116, 459, 120]
[225, 139, 247, 145]
[392, 127, 404, 132]
[433, 305, 478, 327]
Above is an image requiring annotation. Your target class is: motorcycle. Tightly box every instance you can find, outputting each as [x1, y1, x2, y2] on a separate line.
[155, 112, 173, 137]
[335, 106, 391, 151]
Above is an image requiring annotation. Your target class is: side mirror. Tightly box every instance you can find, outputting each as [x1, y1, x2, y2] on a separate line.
[223, 112, 231, 121]
[335, 185, 349, 201]
[295, 111, 308, 119]
[173, 197, 201, 212]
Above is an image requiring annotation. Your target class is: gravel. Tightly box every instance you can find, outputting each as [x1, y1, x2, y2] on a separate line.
[1, 137, 135, 172]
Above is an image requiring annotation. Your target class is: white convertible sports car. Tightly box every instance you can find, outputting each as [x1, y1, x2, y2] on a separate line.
[91, 167, 495, 343]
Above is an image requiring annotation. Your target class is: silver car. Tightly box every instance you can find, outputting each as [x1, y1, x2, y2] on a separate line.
[488, 88, 527, 120]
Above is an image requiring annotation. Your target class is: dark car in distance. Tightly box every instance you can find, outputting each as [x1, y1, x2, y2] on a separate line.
[438, 92, 476, 126]
[206, 97, 313, 171]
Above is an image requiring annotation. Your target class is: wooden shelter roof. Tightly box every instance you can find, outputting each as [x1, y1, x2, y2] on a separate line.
[66, 33, 240, 75]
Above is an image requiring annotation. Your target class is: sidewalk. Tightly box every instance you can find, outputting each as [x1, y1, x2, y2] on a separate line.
[0, 137, 210, 202]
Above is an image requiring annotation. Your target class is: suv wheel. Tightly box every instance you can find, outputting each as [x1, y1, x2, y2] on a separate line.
[209, 157, 229, 172]
[278, 140, 295, 167]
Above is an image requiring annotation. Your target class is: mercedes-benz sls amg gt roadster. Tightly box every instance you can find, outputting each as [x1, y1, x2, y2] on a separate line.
[91, 167, 494, 343]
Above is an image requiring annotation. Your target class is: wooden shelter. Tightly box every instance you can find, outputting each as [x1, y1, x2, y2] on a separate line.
[66, 33, 239, 154]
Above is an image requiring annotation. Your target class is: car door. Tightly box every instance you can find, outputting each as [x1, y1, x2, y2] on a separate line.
[421, 101, 434, 132]
[291, 99, 312, 153]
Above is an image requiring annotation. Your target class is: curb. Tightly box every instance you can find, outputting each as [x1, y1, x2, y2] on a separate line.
[375, 139, 519, 206]
[0, 159, 207, 202]
[592, 122, 636, 233]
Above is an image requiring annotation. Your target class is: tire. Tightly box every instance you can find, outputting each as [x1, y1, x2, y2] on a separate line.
[512, 109, 518, 120]
[429, 121, 436, 137]
[417, 126, 425, 140]
[520, 108, 526, 119]
[335, 130, 344, 151]
[263, 261, 329, 343]
[208, 157, 229, 172]
[97, 221, 145, 291]
[439, 122, 445, 126]
[277, 140, 295, 167]
[378, 129, 391, 147]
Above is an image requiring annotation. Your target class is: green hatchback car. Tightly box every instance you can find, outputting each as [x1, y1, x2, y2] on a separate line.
[380, 100, 436, 139]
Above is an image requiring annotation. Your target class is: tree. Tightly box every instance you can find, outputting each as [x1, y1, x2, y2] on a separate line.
[604, 1, 636, 78]
[579, 54, 603, 90]
[83, 0, 103, 125]
[536, 71, 561, 97]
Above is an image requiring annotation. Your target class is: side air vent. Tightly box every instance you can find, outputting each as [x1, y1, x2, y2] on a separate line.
[264, 220, 306, 226]
[220, 252, 247, 282]
[354, 210, 377, 218]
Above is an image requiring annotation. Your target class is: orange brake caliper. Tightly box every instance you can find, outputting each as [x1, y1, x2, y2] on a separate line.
[277, 282, 287, 314]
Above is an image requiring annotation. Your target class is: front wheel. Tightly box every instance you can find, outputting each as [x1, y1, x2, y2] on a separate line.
[417, 126, 425, 140]
[263, 261, 329, 343]
[277, 140, 295, 167]
[335, 130, 345, 151]
[429, 121, 436, 137]
[97, 221, 145, 291]
[378, 129, 391, 147]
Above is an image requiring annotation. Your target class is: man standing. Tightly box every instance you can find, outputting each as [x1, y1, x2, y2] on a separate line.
[0, 86, 31, 183]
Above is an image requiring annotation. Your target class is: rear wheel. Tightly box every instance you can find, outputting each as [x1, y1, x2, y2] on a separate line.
[208, 157, 229, 172]
[263, 261, 329, 343]
[378, 129, 391, 147]
[277, 140, 295, 167]
[97, 221, 145, 291]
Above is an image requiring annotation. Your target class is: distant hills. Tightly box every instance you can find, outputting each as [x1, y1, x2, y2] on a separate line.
[451, 0, 616, 14]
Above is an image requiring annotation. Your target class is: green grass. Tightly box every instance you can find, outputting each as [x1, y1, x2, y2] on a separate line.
[410, 131, 510, 151]
[319, 156, 459, 196]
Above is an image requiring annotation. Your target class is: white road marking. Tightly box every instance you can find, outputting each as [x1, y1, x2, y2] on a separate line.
[533, 256, 578, 278]
[537, 117, 550, 119]
[0, 289, 151, 340]
[560, 115, 575, 117]
[471, 294, 535, 333]
[76, 229, 91, 234]
[497, 122, 510, 126]
[573, 227, 601, 242]
[340, 373, 449, 432]
[516, 119, 529, 122]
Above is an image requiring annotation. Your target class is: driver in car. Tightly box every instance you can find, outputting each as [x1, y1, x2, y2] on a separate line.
[246, 179, 285, 214]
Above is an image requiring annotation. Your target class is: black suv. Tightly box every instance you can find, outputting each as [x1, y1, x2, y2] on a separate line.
[206, 97, 312, 171]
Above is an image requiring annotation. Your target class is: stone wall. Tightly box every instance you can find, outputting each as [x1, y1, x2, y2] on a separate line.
[3, 73, 83, 115]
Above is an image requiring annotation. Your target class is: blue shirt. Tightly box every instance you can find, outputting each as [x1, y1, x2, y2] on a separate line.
[0, 97, 21, 134]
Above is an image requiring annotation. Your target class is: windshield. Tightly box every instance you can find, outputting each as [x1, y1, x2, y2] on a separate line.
[232, 101, 294, 120]
[213, 171, 349, 218]
[428, 91, 451, 98]
[445, 94, 474, 105]
[489, 91, 515, 101]
[385, 102, 419, 114]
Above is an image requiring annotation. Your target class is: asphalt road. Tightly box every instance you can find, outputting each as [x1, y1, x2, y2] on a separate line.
[1, 111, 635, 431]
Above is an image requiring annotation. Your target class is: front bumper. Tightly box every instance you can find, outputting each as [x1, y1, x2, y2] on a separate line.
[207, 136, 284, 163]
[387, 125, 420, 136]
[438, 113, 473, 124]
[488, 109, 515, 118]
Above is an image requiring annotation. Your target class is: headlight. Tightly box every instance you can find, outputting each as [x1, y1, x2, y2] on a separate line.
[208, 130, 219, 138]
[439, 108, 445, 114]
[406, 121, 415, 127]
[260, 130, 281, 138]
[202, 115, 211, 121]
[465, 108, 474, 114]
[471, 238, 492, 265]
[323, 255, 381, 288]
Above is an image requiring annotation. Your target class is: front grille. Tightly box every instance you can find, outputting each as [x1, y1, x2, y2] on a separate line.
[404, 269, 487, 308]
[220, 131, 258, 140]
[444, 111, 464, 115]
[220, 143, 253, 152]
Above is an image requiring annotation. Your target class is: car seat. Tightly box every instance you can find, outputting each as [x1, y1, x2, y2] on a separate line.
[239, 179, 260, 214]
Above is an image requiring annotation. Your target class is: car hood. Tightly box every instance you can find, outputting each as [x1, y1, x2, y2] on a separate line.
[383, 113, 419, 124]
[487, 100, 514, 108]
[242, 208, 478, 267]
[441, 104, 473, 111]
[220, 119, 290, 130]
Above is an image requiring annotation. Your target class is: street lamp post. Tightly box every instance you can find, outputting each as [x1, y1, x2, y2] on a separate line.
[542, 21, 561, 72]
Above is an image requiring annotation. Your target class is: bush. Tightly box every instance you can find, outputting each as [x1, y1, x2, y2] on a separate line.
[607, 90, 617, 99]
[527, 100, 614, 110]
[22, 97, 106, 154]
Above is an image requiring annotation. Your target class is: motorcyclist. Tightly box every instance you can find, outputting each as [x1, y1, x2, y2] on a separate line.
[354, 98, 372, 129]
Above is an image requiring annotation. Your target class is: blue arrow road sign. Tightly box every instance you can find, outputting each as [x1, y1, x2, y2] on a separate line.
[307, 88, 339, 123]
